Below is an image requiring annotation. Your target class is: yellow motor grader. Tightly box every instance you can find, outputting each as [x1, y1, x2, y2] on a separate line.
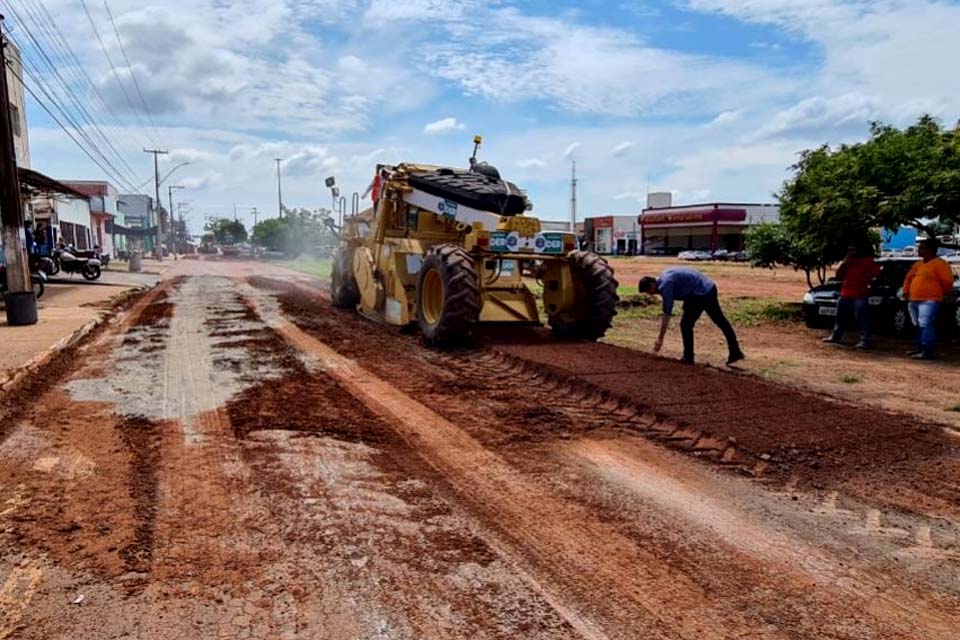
[330, 136, 618, 346]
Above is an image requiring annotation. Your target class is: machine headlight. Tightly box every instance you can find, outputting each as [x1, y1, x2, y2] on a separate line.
[803, 292, 815, 304]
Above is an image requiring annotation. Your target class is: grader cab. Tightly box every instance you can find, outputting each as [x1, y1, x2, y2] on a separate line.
[330, 136, 619, 346]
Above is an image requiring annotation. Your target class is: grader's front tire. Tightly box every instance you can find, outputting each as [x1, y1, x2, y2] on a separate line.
[330, 246, 360, 308]
[416, 244, 481, 346]
[548, 251, 619, 340]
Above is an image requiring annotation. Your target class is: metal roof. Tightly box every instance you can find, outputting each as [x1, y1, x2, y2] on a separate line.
[17, 167, 90, 200]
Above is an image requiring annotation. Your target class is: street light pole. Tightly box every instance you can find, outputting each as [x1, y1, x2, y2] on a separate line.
[168, 185, 184, 257]
[144, 148, 169, 261]
[275, 158, 283, 219]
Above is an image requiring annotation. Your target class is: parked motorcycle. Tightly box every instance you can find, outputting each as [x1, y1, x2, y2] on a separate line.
[52, 247, 102, 281]
[28, 253, 57, 277]
[0, 265, 46, 299]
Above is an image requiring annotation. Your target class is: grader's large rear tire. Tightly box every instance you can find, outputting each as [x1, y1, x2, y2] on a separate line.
[416, 244, 481, 346]
[548, 250, 619, 340]
[330, 246, 360, 308]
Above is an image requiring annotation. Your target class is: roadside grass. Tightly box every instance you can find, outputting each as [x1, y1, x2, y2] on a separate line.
[946, 403, 960, 412]
[727, 298, 802, 327]
[754, 359, 800, 382]
[839, 373, 863, 384]
[279, 257, 332, 280]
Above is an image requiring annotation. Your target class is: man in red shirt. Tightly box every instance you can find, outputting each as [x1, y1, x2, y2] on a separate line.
[823, 244, 881, 349]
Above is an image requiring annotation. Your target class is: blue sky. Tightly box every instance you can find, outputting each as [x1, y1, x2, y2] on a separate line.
[10, 0, 960, 233]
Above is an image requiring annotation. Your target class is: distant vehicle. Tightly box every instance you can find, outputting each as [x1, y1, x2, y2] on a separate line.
[678, 250, 713, 261]
[802, 257, 960, 336]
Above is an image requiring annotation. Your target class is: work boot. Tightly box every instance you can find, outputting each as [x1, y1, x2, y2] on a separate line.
[726, 351, 746, 365]
[906, 349, 923, 356]
[911, 351, 934, 360]
[854, 342, 870, 351]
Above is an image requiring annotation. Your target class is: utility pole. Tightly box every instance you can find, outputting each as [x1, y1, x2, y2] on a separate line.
[251, 207, 258, 228]
[144, 148, 168, 261]
[168, 185, 184, 257]
[569, 160, 578, 233]
[233, 202, 238, 222]
[275, 158, 283, 219]
[0, 18, 36, 325]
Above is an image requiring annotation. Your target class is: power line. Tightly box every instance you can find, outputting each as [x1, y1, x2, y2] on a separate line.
[4, 54, 141, 194]
[19, 0, 154, 154]
[3, 9, 142, 187]
[101, 0, 160, 141]
[77, 0, 158, 147]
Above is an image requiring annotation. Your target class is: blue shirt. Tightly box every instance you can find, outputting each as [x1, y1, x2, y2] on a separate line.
[657, 267, 716, 315]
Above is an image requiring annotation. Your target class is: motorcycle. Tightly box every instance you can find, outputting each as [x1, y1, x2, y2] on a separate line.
[52, 247, 102, 281]
[28, 253, 57, 277]
[0, 265, 46, 299]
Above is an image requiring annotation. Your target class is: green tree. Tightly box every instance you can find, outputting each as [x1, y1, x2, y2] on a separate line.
[761, 115, 960, 285]
[251, 206, 336, 256]
[206, 218, 247, 244]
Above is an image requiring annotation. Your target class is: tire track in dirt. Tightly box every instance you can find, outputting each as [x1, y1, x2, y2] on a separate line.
[251, 276, 960, 639]
[246, 281, 898, 639]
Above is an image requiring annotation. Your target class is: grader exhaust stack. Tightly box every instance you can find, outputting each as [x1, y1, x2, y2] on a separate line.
[330, 136, 619, 346]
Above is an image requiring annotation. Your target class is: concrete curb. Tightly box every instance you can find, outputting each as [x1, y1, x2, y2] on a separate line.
[0, 317, 101, 394]
[0, 285, 150, 395]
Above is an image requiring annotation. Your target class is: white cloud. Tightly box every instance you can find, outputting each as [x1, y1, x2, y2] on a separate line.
[751, 93, 880, 140]
[516, 158, 547, 169]
[611, 141, 634, 157]
[705, 110, 744, 128]
[417, 6, 794, 117]
[423, 117, 465, 135]
[181, 171, 223, 190]
[614, 191, 645, 201]
[687, 0, 960, 124]
[563, 142, 582, 159]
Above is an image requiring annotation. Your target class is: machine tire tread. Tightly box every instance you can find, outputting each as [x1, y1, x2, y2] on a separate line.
[417, 244, 480, 346]
[549, 250, 619, 340]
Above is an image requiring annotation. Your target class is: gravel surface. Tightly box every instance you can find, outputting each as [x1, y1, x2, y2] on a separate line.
[0, 260, 957, 639]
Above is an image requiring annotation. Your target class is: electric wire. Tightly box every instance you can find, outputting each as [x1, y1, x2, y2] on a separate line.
[3, 5, 143, 187]
[19, 0, 152, 153]
[4, 55, 142, 194]
[77, 0, 158, 147]
[101, 0, 160, 141]
[16, 0, 154, 166]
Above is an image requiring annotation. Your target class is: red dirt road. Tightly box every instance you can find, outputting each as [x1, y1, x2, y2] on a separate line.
[1, 259, 958, 639]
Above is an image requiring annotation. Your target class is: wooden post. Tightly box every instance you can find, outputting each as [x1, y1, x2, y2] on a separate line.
[0, 20, 36, 325]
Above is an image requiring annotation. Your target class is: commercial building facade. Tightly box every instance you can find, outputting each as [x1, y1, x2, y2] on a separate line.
[585, 215, 642, 255]
[639, 203, 780, 254]
[61, 181, 119, 256]
[117, 194, 158, 253]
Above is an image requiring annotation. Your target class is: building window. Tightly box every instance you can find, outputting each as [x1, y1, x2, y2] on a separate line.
[9, 103, 20, 137]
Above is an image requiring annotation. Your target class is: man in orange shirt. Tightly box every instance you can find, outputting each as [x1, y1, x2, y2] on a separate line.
[903, 238, 956, 360]
[823, 243, 882, 349]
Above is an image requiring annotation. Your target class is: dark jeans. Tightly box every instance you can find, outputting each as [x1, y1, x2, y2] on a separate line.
[680, 286, 741, 363]
[831, 296, 871, 346]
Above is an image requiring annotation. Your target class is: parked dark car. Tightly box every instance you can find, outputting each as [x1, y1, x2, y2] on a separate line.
[802, 257, 960, 336]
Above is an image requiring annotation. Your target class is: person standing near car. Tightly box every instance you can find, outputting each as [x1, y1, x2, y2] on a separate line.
[639, 267, 745, 365]
[903, 238, 955, 360]
[823, 243, 881, 349]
